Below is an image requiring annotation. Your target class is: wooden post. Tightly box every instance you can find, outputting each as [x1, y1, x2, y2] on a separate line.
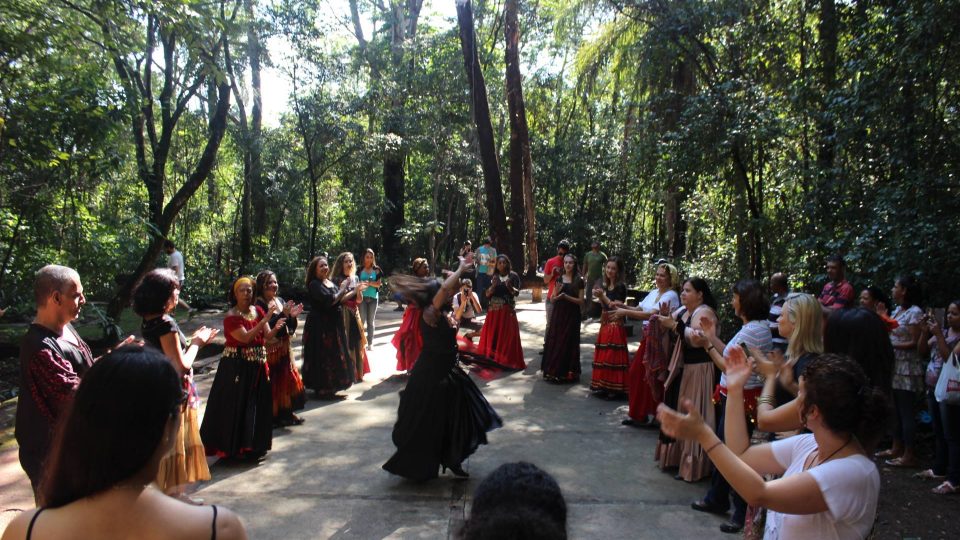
[531, 282, 542, 303]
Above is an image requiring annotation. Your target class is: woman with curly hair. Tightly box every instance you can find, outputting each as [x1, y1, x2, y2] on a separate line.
[332, 252, 370, 382]
[391, 257, 431, 373]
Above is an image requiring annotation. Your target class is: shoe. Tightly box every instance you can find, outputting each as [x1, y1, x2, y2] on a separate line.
[621, 419, 635, 426]
[719, 522, 744, 534]
[394, 306, 405, 311]
[690, 499, 729, 516]
[913, 469, 945, 480]
[538, 349, 545, 355]
[443, 464, 469, 478]
[932, 480, 959, 495]
[875, 448, 899, 459]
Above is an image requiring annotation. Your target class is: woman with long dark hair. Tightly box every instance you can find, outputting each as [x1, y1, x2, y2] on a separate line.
[589, 258, 628, 396]
[653, 277, 719, 482]
[477, 255, 525, 370]
[255, 270, 306, 426]
[689, 279, 772, 534]
[383, 256, 502, 481]
[392, 258, 431, 373]
[132, 269, 218, 497]
[332, 252, 370, 382]
[1, 347, 247, 539]
[358, 248, 383, 350]
[658, 351, 889, 540]
[882, 275, 924, 467]
[301, 256, 355, 398]
[200, 276, 283, 460]
[541, 254, 585, 382]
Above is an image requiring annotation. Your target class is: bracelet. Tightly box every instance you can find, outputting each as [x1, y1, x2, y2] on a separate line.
[756, 395, 776, 406]
[707, 345, 716, 352]
[705, 440, 723, 454]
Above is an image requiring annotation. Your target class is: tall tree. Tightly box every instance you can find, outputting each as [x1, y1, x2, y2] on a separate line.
[456, 0, 510, 253]
[504, 0, 539, 276]
[65, 2, 234, 318]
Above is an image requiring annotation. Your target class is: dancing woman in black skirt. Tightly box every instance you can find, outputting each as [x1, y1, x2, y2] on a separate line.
[383, 256, 502, 481]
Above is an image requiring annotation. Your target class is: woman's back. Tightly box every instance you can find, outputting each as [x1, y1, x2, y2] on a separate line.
[2, 486, 246, 540]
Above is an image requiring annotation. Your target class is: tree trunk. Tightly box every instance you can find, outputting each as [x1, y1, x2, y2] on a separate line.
[504, 0, 538, 277]
[245, 0, 266, 237]
[816, 0, 837, 184]
[456, 0, 510, 253]
[108, 81, 231, 318]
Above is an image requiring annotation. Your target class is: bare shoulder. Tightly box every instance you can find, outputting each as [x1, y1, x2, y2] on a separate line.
[214, 506, 248, 540]
[1, 510, 34, 540]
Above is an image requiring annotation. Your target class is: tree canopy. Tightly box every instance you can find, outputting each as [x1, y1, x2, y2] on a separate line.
[1, 0, 958, 321]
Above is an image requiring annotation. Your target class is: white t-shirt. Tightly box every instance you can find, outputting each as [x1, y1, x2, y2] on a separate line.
[765, 434, 879, 540]
[168, 250, 185, 281]
[638, 289, 680, 327]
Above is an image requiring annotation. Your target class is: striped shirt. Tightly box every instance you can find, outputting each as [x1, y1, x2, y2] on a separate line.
[720, 320, 774, 391]
[769, 293, 788, 352]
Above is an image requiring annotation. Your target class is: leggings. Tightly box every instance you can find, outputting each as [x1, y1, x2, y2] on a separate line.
[359, 296, 378, 345]
[892, 388, 917, 447]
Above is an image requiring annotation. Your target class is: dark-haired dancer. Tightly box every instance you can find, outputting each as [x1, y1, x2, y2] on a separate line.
[301, 256, 355, 398]
[392, 258, 431, 373]
[133, 269, 218, 496]
[255, 270, 306, 426]
[590, 258, 629, 397]
[541, 254, 584, 383]
[383, 256, 502, 481]
[200, 277, 283, 460]
[654, 277, 720, 482]
[476, 255, 525, 370]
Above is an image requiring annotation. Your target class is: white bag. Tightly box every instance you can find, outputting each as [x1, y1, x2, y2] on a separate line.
[935, 352, 960, 405]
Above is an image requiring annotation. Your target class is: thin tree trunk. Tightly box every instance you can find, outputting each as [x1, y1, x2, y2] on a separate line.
[457, 0, 510, 253]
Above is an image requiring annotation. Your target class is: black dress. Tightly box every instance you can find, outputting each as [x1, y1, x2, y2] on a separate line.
[383, 311, 503, 481]
[301, 279, 353, 394]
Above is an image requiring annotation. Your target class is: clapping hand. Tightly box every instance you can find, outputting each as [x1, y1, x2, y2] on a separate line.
[285, 300, 304, 319]
[657, 398, 707, 442]
[191, 326, 219, 347]
[753, 348, 783, 379]
[724, 346, 753, 391]
[658, 301, 672, 316]
[699, 316, 717, 340]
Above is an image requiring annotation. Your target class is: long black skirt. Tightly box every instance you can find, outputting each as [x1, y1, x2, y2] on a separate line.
[383, 360, 502, 481]
[200, 346, 273, 459]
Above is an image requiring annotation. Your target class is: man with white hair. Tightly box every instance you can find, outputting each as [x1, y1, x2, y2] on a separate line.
[15, 264, 95, 495]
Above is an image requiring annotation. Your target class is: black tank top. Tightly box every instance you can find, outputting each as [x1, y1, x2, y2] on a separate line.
[26, 505, 219, 540]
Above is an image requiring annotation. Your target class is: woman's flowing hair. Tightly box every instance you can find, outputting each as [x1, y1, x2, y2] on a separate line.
[389, 273, 441, 309]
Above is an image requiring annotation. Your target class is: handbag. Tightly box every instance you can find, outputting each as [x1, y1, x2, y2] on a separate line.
[935, 352, 960, 405]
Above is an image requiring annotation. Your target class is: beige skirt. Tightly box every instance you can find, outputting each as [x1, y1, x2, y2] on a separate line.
[157, 406, 211, 493]
[655, 361, 717, 481]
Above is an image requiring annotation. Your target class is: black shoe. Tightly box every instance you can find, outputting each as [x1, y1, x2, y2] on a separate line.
[690, 499, 729, 516]
[719, 522, 743, 534]
[621, 419, 635, 426]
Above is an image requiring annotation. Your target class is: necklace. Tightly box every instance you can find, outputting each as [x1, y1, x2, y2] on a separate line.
[808, 436, 853, 470]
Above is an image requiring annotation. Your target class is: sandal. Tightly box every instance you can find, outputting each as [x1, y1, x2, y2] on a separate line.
[932, 481, 959, 495]
[913, 469, 945, 480]
[874, 448, 899, 459]
[885, 457, 919, 468]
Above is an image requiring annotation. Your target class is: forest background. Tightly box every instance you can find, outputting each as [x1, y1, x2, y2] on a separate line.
[1, 0, 958, 332]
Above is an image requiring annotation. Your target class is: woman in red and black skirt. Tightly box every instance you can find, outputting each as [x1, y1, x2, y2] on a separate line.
[590, 257, 629, 398]
[477, 255, 525, 370]
[541, 254, 584, 382]
[392, 258, 431, 373]
[255, 270, 306, 427]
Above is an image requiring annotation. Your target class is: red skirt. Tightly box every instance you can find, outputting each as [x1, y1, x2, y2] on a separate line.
[266, 336, 306, 417]
[477, 304, 525, 370]
[627, 337, 660, 420]
[590, 318, 629, 393]
[392, 305, 423, 372]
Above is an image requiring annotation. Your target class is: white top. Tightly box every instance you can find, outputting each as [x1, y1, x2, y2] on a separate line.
[168, 250, 185, 281]
[638, 289, 680, 327]
[453, 291, 481, 319]
[719, 320, 773, 390]
[764, 434, 880, 540]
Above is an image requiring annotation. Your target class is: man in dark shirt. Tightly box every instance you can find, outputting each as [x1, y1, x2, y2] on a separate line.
[15, 264, 94, 496]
